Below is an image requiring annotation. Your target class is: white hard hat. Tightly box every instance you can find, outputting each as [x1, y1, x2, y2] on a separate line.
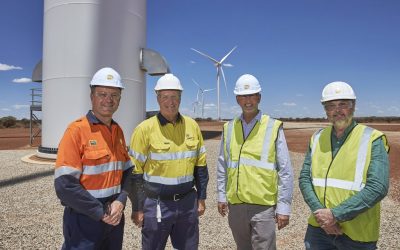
[154, 73, 183, 91]
[321, 81, 356, 103]
[234, 74, 262, 95]
[90, 67, 124, 89]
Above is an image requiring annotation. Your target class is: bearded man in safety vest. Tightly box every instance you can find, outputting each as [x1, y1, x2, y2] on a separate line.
[128, 73, 209, 250]
[217, 74, 294, 250]
[299, 81, 390, 250]
[54, 67, 133, 249]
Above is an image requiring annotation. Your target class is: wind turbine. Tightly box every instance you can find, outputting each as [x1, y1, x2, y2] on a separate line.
[192, 79, 215, 119]
[191, 46, 237, 120]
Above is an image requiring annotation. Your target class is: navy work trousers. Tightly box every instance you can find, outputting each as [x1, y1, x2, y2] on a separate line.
[61, 207, 124, 250]
[142, 191, 199, 250]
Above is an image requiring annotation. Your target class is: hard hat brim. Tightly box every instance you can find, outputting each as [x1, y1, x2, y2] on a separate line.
[90, 82, 125, 89]
[320, 95, 356, 103]
[234, 88, 261, 95]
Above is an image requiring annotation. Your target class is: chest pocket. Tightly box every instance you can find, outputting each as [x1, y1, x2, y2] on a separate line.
[150, 142, 171, 153]
[185, 140, 199, 151]
[83, 148, 110, 166]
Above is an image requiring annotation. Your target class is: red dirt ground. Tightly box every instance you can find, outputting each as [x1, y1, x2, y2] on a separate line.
[1, 123, 398, 201]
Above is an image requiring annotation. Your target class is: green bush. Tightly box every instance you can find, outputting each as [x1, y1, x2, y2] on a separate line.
[0, 116, 17, 128]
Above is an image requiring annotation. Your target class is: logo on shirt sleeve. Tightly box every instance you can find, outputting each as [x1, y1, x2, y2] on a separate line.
[89, 140, 97, 146]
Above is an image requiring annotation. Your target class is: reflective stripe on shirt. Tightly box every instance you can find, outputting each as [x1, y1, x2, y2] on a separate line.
[55, 166, 82, 179]
[129, 149, 147, 162]
[143, 172, 194, 185]
[150, 150, 199, 161]
[87, 185, 121, 198]
[82, 161, 126, 175]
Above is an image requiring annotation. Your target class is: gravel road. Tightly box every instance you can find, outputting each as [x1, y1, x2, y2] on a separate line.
[0, 140, 399, 249]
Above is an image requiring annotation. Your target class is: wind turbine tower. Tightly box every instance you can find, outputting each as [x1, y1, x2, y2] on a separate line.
[192, 79, 215, 119]
[191, 46, 237, 120]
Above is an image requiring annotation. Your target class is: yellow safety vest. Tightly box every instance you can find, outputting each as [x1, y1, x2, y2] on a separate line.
[308, 124, 388, 242]
[129, 115, 206, 185]
[223, 115, 282, 205]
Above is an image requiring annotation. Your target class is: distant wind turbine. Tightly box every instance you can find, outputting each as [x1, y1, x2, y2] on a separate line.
[192, 79, 215, 119]
[191, 46, 237, 120]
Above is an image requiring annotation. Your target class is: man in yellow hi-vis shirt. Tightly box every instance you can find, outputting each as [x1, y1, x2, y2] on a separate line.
[128, 73, 209, 250]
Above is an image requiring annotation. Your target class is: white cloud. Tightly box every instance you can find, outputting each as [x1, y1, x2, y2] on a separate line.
[190, 60, 196, 64]
[13, 78, 32, 83]
[1, 108, 11, 111]
[283, 102, 297, 106]
[0, 63, 22, 71]
[12, 104, 30, 110]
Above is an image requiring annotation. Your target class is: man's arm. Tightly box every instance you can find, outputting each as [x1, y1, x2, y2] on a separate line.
[216, 133, 227, 203]
[330, 137, 389, 222]
[298, 145, 325, 212]
[54, 128, 105, 221]
[275, 128, 294, 216]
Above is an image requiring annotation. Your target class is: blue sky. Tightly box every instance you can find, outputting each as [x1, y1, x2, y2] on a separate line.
[1, 0, 400, 120]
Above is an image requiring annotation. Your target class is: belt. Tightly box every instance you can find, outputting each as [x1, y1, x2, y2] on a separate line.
[145, 188, 195, 201]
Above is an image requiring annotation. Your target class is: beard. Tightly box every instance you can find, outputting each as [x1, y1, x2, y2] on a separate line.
[331, 114, 353, 130]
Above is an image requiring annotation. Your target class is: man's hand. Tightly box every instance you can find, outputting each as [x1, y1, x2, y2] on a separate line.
[102, 200, 124, 226]
[314, 208, 336, 228]
[131, 211, 144, 228]
[198, 199, 206, 216]
[275, 214, 289, 230]
[217, 202, 228, 217]
[322, 223, 343, 235]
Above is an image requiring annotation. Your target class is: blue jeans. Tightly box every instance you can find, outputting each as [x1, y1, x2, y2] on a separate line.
[304, 225, 377, 250]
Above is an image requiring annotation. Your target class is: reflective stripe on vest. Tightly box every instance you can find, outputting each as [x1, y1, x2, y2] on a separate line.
[226, 117, 277, 171]
[311, 127, 373, 191]
[143, 172, 194, 185]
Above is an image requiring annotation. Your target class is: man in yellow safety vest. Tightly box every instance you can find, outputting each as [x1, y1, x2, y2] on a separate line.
[217, 74, 294, 250]
[299, 81, 390, 249]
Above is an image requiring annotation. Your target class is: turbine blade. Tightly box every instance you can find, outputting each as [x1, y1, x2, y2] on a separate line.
[220, 67, 229, 96]
[220, 46, 237, 63]
[191, 48, 219, 64]
[192, 78, 201, 88]
[204, 88, 215, 92]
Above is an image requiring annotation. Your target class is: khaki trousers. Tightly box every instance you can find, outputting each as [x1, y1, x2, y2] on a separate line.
[228, 203, 276, 250]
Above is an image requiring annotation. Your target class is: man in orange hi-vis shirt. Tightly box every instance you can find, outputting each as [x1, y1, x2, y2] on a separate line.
[54, 67, 133, 250]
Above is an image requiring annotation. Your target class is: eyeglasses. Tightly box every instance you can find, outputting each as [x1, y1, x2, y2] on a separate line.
[94, 92, 121, 101]
[237, 93, 259, 100]
[158, 94, 181, 102]
[324, 101, 352, 112]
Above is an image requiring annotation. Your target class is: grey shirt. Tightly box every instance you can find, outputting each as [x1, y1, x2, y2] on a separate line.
[217, 111, 294, 215]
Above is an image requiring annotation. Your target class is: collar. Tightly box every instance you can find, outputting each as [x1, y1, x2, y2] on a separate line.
[157, 112, 182, 126]
[86, 110, 116, 125]
[240, 110, 262, 124]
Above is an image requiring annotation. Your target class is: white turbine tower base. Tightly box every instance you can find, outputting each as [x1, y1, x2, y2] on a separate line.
[191, 46, 237, 120]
